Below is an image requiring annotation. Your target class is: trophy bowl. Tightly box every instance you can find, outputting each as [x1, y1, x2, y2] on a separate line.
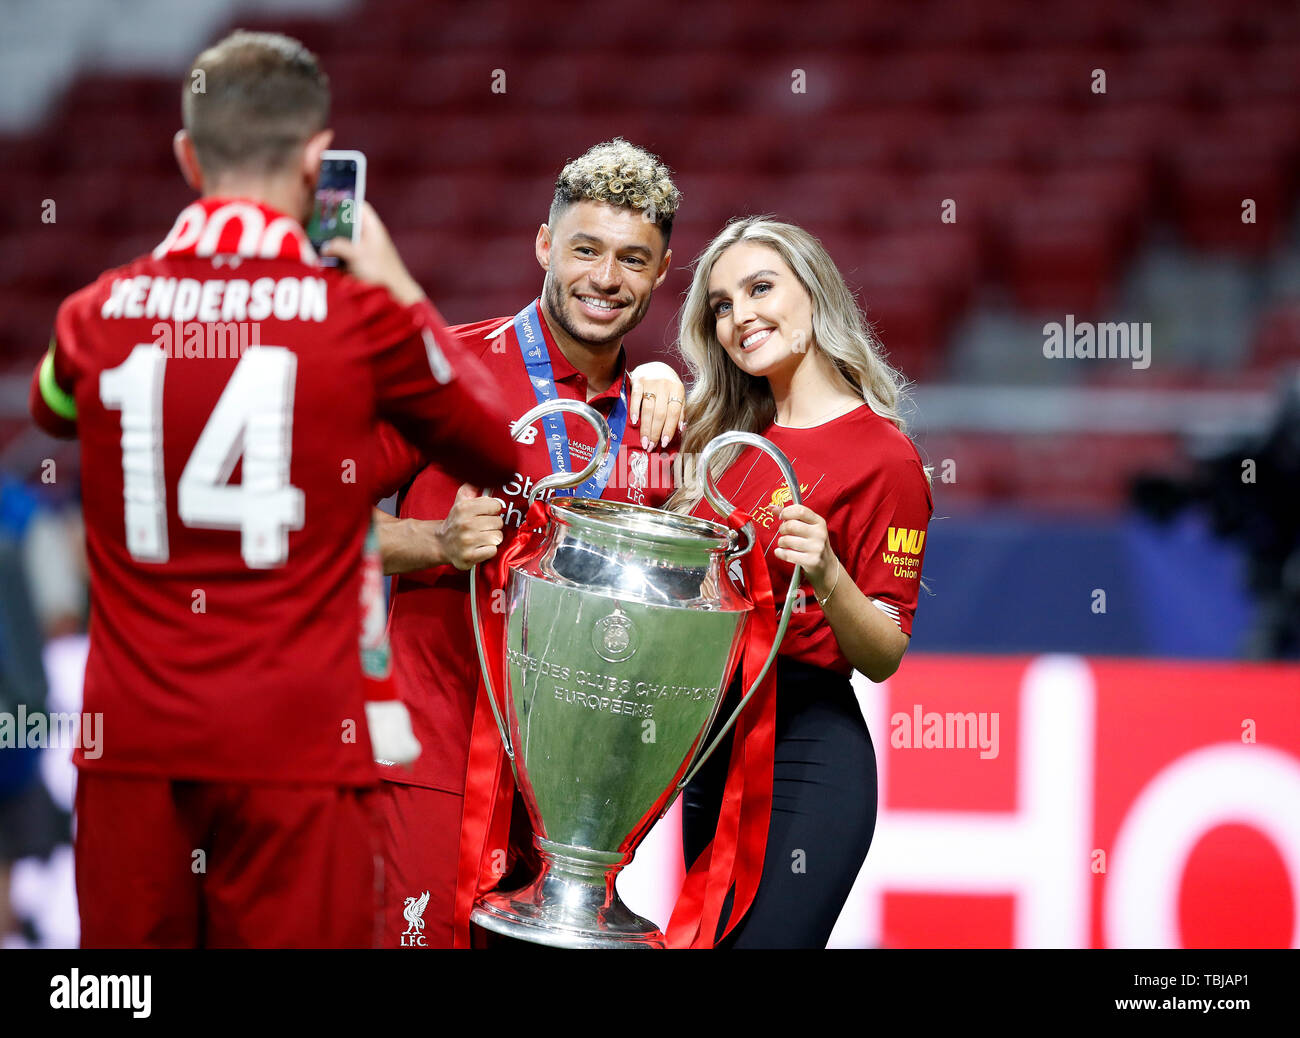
[470, 402, 801, 949]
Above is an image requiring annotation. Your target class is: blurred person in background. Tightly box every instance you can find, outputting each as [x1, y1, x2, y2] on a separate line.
[25, 29, 517, 948]
[0, 481, 72, 944]
[1135, 371, 1300, 659]
[666, 217, 933, 948]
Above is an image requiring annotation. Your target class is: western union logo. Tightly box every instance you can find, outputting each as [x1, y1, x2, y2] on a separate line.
[887, 527, 926, 554]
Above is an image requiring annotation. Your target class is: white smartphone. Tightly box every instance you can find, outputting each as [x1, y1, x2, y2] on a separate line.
[308, 149, 366, 265]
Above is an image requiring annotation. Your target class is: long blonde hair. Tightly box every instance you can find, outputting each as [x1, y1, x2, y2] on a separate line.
[667, 216, 923, 513]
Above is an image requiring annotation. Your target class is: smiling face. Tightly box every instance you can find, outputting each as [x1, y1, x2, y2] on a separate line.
[706, 241, 814, 381]
[536, 199, 671, 349]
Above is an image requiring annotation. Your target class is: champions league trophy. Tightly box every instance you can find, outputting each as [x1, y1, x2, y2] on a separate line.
[469, 399, 802, 948]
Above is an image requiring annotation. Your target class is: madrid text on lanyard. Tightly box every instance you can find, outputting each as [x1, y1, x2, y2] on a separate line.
[513, 300, 628, 499]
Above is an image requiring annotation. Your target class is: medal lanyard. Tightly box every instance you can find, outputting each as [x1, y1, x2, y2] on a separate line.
[513, 300, 627, 499]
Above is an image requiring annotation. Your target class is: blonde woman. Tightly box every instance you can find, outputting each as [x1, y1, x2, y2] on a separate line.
[669, 216, 933, 948]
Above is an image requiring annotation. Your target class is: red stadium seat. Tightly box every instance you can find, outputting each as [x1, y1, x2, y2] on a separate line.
[1043, 164, 1149, 257]
[1005, 0, 1129, 49]
[393, 230, 536, 298]
[322, 53, 415, 110]
[963, 50, 1103, 109]
[817, 229, 965, 380]
[117, 175, 194, 238]
[647, 110, 805, 175]
[669, 172, 790, 232]
[504, 113, 662, 174]
[43, 113, 170, 173]
[798, 110, 952, 173]
[230, 15, 338, 55]
[901, 0, 1025, 49]
[850, 49, 973, 110]
[522, 52, 741, 113]
[45, 172, 137, 234]
[1169, 126, 1292, 254]
[1102, 45, 1234, 107]
[57, 74, 171, 121]
[999, 187, 1122, 316]
[856, 279, 951, 382]
[1249, 302, 1300, 372]
[912, 106, 1057, 173]
[1040, 103, 1189, 179]
[2, 230, 85, 293]
[761, 171, 893, 233]
[1124, 3, 1247, 46]
[5, 171, 56, 233]
[395, 113, 537, 171]
[1215, 45, 1300, 105]
[393, 173, 552, 232]
[0, 288, 63, 359]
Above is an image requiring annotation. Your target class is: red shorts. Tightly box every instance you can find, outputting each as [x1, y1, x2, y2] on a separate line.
[374, 780, 463, 948]
[75, 771, 381, 948]
[375, 780, 544, 949]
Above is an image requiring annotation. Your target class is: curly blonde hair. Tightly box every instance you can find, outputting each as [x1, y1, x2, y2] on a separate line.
[550, 138, 681, 243]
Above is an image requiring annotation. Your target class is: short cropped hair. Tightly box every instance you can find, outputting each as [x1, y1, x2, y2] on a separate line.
[182, 30, 330, 177]
[550, 139, 681, 245]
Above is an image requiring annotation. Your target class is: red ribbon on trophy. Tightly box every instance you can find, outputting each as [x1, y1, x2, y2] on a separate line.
[665, 507, 779, 949]
[454, 501, 781, 950]
[452, 500, 550, 949]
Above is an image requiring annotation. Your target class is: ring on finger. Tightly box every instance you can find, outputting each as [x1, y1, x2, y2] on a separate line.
[642, 392, 656, 402]
[669, 396, 684, 405]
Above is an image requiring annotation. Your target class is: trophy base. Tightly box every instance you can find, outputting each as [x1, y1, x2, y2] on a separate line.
[471, 852, 664, 949]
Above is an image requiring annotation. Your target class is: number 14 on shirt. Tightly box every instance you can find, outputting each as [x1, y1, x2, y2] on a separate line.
[99, 344, 305, 568]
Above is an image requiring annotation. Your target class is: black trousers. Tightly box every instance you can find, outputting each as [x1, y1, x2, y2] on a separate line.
[682, 657, 878, 948]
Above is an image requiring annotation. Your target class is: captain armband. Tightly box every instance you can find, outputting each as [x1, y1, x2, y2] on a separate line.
[40, 345, 78, 420]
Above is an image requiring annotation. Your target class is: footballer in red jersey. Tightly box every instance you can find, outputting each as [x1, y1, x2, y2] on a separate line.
[365, 140, 685, 948]
[27, 32, 517, 948]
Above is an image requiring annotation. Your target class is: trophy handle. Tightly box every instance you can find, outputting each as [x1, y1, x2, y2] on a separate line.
[675, 432, 803, 791]
[518, 399, 612, 505]
[470, 399, 613, 760]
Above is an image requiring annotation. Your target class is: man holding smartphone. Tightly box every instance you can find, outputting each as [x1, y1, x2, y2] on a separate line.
[28, 30, 518, 947]
[306, 150, 366, 262]
[337, 139, 685, 948]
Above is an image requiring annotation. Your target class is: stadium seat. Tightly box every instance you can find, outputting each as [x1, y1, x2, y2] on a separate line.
[1249, 302, 1300, 372]
[798, 109, 951, 174]
[1170, 138, 1291, 255]
[1000, 189, 1121, 315]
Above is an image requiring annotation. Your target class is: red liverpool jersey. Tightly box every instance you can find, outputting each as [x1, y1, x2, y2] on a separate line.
[28, 197, 518, 784]
[372, 300, 678, 793]
[690, 404, 933, 674]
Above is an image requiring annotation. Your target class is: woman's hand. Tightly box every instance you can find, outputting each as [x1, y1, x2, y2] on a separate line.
[773, 504, 838, 598]
[628, 361, 685, 450]
[774, 502, 908, 681]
